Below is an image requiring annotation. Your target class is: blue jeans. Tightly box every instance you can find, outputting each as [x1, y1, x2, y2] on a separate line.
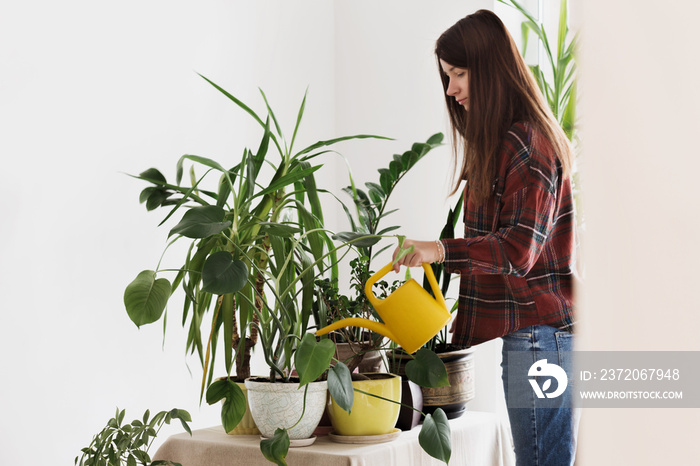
[501, 325, 580, 466]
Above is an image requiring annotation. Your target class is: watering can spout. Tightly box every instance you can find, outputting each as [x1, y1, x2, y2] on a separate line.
[316, 318, 397, 343]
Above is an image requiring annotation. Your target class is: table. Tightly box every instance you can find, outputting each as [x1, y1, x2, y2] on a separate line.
[153, 411, 515, 466]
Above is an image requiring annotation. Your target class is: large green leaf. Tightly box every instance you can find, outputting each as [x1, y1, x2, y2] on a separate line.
[124, 270, 171, 327]
[169, 206, 231, 239]
[294, 333, 334, 386]
[419, 408, 452, 464]
[259, 222, 301, 238]
[332, 231, 381, 248]
[260, 428, 289, 466]
[405, 349, 449, 388]
[255, 165, 322, 198]
[201, 252, 248, 295]
[205, 379, 246, 433]
[327, 362, 354, 413]
[295, 134, 393, 157]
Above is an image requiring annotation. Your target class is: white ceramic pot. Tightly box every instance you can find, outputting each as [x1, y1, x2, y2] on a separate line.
[244, 377, 328, 439]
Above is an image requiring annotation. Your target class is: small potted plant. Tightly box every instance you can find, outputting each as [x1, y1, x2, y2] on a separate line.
[313, 133, 445, 372]
[75, 407, 191, 466]
[388, 196, 476, 419]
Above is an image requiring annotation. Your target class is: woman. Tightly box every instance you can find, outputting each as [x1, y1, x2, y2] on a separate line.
[392, 9, 579, 465]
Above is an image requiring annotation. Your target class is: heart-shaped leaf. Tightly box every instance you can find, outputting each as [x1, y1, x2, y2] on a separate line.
[260, 428, 290, 466]
[168, 205, 231, 239]
[205, 379, 246, 433]
[328, 361, 354, 413]
[201, 252, 248, 295]
[124, 270, 171, 327]
[294, 333, 334, 386]
[405, 349, 449, 388]
[419, 408, 451, 464]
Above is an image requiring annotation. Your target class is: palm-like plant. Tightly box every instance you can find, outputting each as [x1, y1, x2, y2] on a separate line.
[498, 0, 578, 140]
[123, 75, 388, 395]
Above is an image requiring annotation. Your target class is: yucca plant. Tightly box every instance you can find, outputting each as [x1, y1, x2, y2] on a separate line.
[123, 75, 389, 395]
[122, 75, 454, 466]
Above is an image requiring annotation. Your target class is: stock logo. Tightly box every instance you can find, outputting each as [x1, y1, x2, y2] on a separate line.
[528, 359, 568, 399]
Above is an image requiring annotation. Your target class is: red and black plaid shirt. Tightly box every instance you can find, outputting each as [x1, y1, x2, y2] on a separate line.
[442, 122, 576, 347]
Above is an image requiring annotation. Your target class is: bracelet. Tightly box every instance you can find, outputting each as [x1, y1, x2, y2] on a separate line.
[435, 240, 445, 264]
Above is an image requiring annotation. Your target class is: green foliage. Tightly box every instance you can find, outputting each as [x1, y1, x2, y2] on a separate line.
[327, 361, 354, 413]
[405, 348, 450, 388]
[294, 333, 335, 386]
[75, 407, 192, 466]
[419, 408, 452, 464]
[312, 255, 399, 354]
[498, 0, 578, 141]
[205, 378, 247, 433]
[260, 428, 290, 466]
[123, 76, 389, 396]
[337, 133, 444, 261]
[123, 270, 172, 328]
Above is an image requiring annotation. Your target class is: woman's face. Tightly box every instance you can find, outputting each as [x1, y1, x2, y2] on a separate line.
[439, 59, 469, 110]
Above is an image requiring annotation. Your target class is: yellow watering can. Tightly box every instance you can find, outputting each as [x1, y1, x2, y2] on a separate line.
[316, 262, 451, 354]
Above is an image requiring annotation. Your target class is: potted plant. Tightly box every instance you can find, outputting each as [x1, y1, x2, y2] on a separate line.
[123, 75, 388, 435]
[75, 407, 191, 466]
[122, 75, 453, 465]
[386, 195, 477, 419]
[313, 133, 445, 373]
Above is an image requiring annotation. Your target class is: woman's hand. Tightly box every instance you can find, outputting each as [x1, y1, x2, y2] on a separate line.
[391, 239, 442, 272]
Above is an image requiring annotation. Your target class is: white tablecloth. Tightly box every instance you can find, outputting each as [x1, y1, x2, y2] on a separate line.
[153, 410, 515, 466]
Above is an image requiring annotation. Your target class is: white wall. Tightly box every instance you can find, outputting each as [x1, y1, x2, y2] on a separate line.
[576, 1, 700, 464]
[0, 1, 336, 463]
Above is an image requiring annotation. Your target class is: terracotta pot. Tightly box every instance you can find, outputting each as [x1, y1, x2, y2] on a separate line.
[244, 377, 328, 440]
[333, 341, 384, 373]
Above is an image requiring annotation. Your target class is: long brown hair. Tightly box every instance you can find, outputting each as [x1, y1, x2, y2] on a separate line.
[435, 9, 573, 204]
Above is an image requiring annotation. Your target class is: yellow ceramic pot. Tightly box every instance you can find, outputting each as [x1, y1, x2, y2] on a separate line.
[224, 382, 260, 435]
[327, 373, 401, 436]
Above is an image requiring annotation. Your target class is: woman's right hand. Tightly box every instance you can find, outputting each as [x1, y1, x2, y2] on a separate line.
[391, 239, 442, 273]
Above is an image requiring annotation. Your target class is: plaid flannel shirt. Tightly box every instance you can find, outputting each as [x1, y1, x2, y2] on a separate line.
[442, 122, 576, 347]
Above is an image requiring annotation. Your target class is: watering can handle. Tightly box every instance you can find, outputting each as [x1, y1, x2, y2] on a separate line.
[365, 262, 448, 311]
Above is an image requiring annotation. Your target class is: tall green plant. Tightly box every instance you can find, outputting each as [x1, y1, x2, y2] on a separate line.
[312, 134, 444, 346]
[123, 75, 389, 395]
[498, 0, 578, 140]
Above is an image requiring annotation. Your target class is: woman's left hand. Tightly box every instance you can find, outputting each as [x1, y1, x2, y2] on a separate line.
[391, 239, 442, 272]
